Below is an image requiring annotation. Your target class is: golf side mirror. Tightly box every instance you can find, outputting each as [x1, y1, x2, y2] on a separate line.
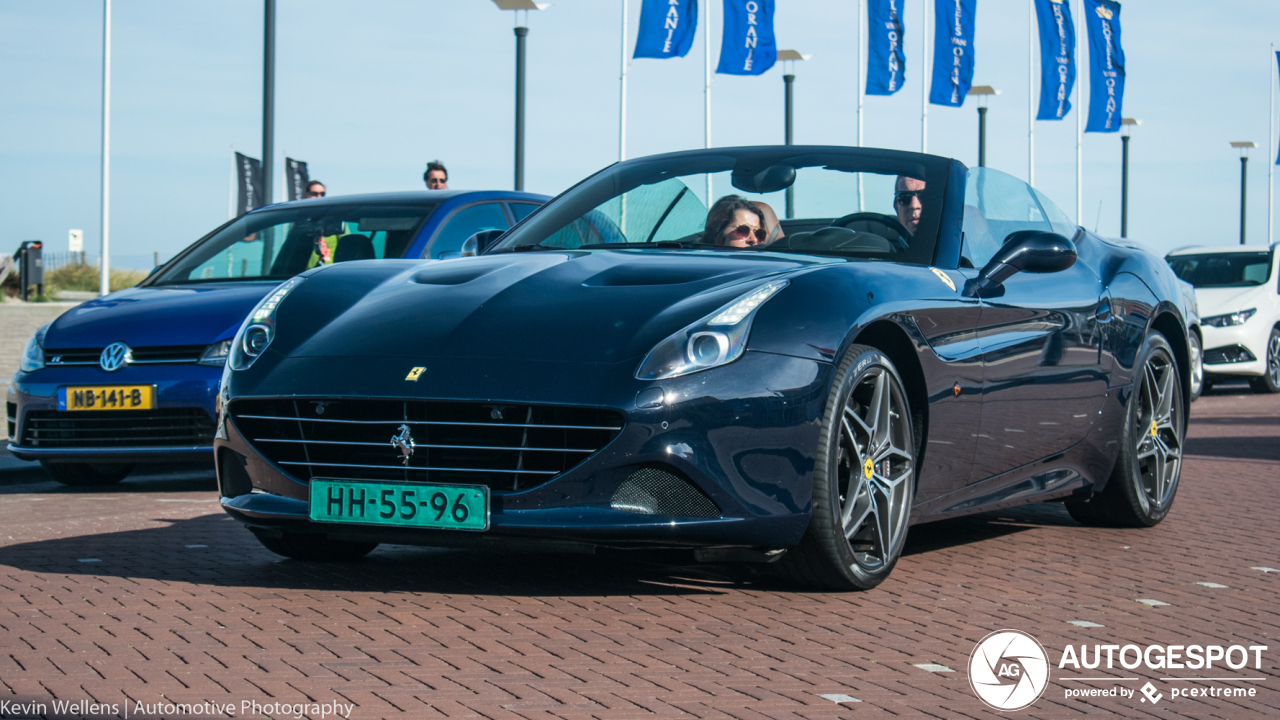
[963, 230, 1077, 298]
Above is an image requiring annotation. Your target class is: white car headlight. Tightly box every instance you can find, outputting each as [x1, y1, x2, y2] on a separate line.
[1202, 307, 1256, 328]
[229, 277, 302, 371]
[19, 324, 49, 373]
[636, 279, 789, 380]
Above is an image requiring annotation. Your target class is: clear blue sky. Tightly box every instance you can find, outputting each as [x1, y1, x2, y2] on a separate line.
[2, 1, 1278, 268]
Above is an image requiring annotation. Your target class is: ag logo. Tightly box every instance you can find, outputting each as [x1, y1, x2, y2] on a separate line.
[969, 630, 1050, 711]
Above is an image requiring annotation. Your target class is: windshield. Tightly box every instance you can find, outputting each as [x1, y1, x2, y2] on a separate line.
[490, 147, 950, 265]
[149, 203, 435, 285]
[1167, 252, 1273, 288]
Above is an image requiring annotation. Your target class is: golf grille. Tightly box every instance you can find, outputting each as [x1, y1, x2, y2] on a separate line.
[229, 398, 625, 492]
[45, 345, 207, 367]
[20, 408, 216, 448]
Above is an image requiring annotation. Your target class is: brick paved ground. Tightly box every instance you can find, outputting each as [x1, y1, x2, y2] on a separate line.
[1, 303, 78, 409]
[0, 385, 1276, 720]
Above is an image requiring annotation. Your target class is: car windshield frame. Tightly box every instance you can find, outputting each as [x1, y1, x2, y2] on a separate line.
[1167, 250, 1274, 289]
[489, 146, 953, 266]
[143, 202, 437, 287]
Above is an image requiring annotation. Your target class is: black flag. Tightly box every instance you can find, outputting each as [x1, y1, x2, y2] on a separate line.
[235, 152, 265, 215]
[285, 157, 310, 201]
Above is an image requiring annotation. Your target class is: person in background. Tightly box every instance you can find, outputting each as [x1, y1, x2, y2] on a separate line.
[893, 176, 925, 236]
[304, 180, 326, 199]
[704, 195, 766, 248]
[424, 161, 448, 190]
[752, 201, 785, 244]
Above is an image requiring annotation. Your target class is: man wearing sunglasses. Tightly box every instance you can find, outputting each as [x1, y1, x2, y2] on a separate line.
[893, 176, 925, 236]
[303, 181, 326, 199]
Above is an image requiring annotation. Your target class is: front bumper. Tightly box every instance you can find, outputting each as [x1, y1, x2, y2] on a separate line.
[8, 363, 221, 463]
[1201, 320, 1270, 377]
[217, 350, 832, 549]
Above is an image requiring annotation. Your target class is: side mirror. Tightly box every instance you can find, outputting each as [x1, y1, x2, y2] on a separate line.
[963, 230, 1077, 298]
[458, 229, 507, 258]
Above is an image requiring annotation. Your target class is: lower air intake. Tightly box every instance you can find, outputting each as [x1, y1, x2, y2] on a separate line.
[611, 467, 720, 519]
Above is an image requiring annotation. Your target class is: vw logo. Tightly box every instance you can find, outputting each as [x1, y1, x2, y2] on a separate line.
[390, 424, 415, 466]
[99, 342, 133, 372]
[969, 630, 1051, 711]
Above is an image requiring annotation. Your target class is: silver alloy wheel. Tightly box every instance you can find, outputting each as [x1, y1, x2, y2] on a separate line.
[1269, 331, 1280, 388]
[1134, 349, 1183, 514]
[837, 366, 914, 571]
[1188, 332, 1204, 397]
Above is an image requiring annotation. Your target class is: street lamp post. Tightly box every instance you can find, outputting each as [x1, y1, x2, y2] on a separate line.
[1120, 118, 1140, 238]
[263, 0, 275, 205]
[1232, 141, 1257, 245]
[492, 1, 548, 192]
[967, 86, 999, 168]
[777, 50, 810, 219]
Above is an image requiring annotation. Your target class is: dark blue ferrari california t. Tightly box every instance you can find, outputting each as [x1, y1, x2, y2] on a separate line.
[214, 147, 1194, 590]
[8, 190, 547, 485]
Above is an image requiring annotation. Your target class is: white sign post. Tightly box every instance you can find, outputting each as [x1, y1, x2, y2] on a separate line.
[69, 229, 84, 254]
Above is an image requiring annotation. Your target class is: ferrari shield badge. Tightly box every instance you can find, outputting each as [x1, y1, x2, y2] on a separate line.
[930, 267, 957, 292]
[405, 366, 426, 382]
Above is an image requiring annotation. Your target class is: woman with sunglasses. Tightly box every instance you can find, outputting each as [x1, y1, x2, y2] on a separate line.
[703, 195, 767, 248]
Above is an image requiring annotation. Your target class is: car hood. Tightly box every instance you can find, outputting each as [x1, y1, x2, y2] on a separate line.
[44, 282, 279, 350]
[1194, 285, 1269, 319]
[275, 251, 822, 365]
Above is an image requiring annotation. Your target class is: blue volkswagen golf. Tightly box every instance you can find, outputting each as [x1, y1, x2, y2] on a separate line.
[8, 190, 546, 485]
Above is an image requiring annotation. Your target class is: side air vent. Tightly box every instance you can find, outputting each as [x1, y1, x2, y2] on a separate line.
[610, 467, 720, 519]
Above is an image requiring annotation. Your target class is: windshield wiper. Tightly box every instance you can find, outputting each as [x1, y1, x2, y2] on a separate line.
[489, 243, 559, 253]
[578, 241, 727, 250]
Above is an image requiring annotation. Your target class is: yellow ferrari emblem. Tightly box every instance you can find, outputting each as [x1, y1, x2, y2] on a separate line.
[863, 457, 874, 479]
[405, 366, 426, 382]
[930, 267, 957, 292]
[1150, 419, 1157, 437]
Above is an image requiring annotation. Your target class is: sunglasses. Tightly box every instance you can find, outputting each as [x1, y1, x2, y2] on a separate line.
[894, 190, 923, 205]
[727, 224, 766, 242]
[304, 190, 325, 197]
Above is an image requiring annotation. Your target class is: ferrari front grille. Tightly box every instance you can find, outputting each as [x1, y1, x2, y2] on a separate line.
[20, 408, 216, 448]
[230, 398, 625, 492]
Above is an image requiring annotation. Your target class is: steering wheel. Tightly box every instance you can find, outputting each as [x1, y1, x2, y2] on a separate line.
[829, 212, 912, 251]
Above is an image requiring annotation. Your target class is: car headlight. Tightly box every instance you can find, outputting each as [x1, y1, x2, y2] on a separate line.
[19, 324, 49, 373]
[229, 277, 302, 371]
[1202, 308, 1256, 328]
[198, 339, 233, 367]
[636, 279, 789, 380]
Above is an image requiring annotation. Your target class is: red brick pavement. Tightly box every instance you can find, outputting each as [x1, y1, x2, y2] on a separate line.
[0, 386, 1277, 720]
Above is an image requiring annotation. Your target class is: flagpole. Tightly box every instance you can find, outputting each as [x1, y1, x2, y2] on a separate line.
[1269, 43, 1275, 245]
[921, 0, 929, 153]
[704, 0, 712, 204]
[1028, 0, 1035, 186]
[99, 0, 111, 297]
[619, 0, 628, 162]
[1075, 0, 1083, 224]
[229, 146, 235, 219]
[857, 0, 865, 210]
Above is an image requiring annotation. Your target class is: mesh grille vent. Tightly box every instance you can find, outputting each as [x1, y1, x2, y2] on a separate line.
[611, 467, 720, 519]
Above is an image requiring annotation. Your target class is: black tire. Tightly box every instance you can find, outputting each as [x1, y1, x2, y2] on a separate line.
[40, 461, 133, 486]
[780, 344, 916, 590]
[250, 529, 378, 561]
[1248, 328, 1280, 394]
[1067, 333, 1184, 528]
[1187, 330, 1203, 401]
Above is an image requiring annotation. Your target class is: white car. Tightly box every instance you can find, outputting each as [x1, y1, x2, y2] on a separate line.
[1166, 244, 1280, 394]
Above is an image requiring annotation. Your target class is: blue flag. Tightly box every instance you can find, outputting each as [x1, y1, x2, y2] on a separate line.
[866, 0, 906, 95]
[634, 0, 698, 59]
[1084, 0, 1124, 132]
[716, 0, 776, 75]
[1034, 0, 1075, 120]
[929, 0, 976, 107]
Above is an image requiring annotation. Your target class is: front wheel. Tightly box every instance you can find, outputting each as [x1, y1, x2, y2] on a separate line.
[1187, 331, 1204, 401]
[40, 461, 133, 486]
[1067, 332, 1184, 527]
[781, 345, 916, 590]
[1248, 328, 1280, 394]
[251, 529, 378, 561]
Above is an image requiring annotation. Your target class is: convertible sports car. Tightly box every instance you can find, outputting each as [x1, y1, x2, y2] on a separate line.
[216, 147, 1193, 590]
[8, 190, 546, 485]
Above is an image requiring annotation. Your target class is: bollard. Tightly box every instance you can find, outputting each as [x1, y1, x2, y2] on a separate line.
[15, 241, 44, 301]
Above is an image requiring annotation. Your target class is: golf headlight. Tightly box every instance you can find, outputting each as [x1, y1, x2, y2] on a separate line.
[198, 339, 233, 367]
[1202, 308, 1256, 328]
[19, 324, 49, 373]
[636, 279, 788, 380]
[229, 277, 301, 371]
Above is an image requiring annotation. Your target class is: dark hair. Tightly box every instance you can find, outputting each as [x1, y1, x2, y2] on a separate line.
[703, 195, 763, 246]
[424, 160, 448, 183]
[306, 180, 325, 191]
